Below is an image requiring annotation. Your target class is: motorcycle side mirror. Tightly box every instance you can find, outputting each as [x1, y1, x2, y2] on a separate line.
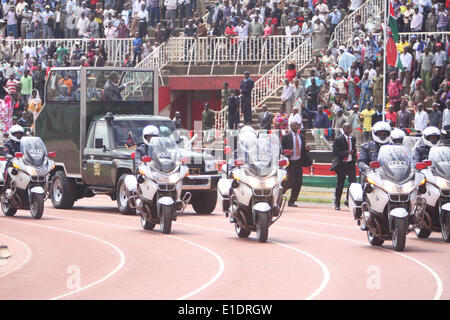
[0, 156, 5, 161]
[142, 156, 152, 163]
[234, 159, 244, 166]
[279, 159, 288, 167]
[48, 151, 56, 158]
[224, 146, 232, 155]
[15, 152, 23, 158]
[423, 160, 432, 167]
[416, 162, 427, 170]
[369, 161, 380, 169]
[131, 152, 135, 159]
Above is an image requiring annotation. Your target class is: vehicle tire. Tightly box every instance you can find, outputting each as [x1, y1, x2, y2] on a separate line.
[440, 211, 450, 243]
[256, 213, 270, 243]
[392, 217, 408, 252]
[30, 193, 44, 219]
[191, 191, 217, 214]
[141, 215, 155, 230]
[160, 205, 173, 234]
[51, 171, 76, 209]
[1, 195, 17, 217]
[367, 231, 384, 246]
[117, 174, 136, 215]
[414, 226, 432, 239]
[235, 222, 251, 238]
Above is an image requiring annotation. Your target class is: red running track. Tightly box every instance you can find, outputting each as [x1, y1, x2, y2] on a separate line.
[0, 196, 449, 300]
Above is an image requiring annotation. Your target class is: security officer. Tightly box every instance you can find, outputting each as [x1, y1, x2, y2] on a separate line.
[240, 71, 254, 125]
[413, 126, 441, 163]
[390, 128, 406, 145]
[357, 121, 391, 230]
[3, 125, 25, 157]
[357, 121, 392, 174]
[134, 125, 159, 169]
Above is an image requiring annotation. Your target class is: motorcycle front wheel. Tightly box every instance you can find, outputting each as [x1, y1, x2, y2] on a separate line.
[235, 223, 251, 238]
[392, 217, 408, 251]
[256, 213, 270, 243]
[440, 211, 450, 243]
[160, 205, 173, 234]
[30, 193, 45, 219]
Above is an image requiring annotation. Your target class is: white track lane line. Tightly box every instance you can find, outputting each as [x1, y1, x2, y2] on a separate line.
[46, 213, 328, 300]
[273, 225, 444, 300]
[0, 232, 33, 279]
[44, 215, 224, 301]
[0, 219, 126, 300]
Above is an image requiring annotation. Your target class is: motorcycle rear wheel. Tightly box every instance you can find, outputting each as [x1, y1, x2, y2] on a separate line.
[367, 231, 384, 246]
[1, 195, 17, 217]
[141, 215, 155, 230]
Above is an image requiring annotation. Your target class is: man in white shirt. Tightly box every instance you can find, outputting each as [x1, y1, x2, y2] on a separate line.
[42, 5, 55, 38]
[414, 103, 429, 132]
[410, 7, 423, 32]
[281, 79, 294, 114]
[400, 47, 413, 93]
[77, 11, 90, 38]
[288, 106, 304, 128]
[434, 44, 446, 70]
[443, 101, 450, 129]
[285, 19, 299, 53]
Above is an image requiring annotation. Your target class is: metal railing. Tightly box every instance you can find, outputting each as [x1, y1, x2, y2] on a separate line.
[6, 38, 133, 67]
[213, 107, 228, 132]
[251, 36, 312, 114]
[330, 0, 384, 47]
[397, 32, 450, 43]
[136, 35, 307, 72]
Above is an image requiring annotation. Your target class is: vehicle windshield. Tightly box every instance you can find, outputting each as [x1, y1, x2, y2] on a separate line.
[378, 145, 413, 182]
[238, 131, 279, 177]
[403, 136, 421, 155]
[112, 120, 175, 148]
[429, 146, 450, 180]
[20, 137, 47, 167]
[148, 136, 179, 173]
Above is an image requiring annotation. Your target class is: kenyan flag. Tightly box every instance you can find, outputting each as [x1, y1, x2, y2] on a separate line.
[388, 1, 399, 42]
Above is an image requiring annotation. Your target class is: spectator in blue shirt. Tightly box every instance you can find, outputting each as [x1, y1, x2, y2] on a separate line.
[313, 105, 329, 129]
[132, 32, 143, 66]
[328, 6, 341, 35]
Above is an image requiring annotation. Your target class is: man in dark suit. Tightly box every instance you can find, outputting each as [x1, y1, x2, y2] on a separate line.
[240, 71, 255, 124]
[257, 104, 273, 130]
[331, 123, 357, 210]
[281, 120, 311, 207]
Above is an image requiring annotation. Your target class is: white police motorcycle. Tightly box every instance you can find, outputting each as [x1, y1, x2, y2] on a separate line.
[124, 136, 191, 234]
[348, 145, 426, 251]
[0, 137, 56, 219]
[414, 146, 450, 242]
[218, 130, 287, 242]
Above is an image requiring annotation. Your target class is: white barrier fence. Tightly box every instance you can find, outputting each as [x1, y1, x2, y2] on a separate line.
[5, 38, 133, 67]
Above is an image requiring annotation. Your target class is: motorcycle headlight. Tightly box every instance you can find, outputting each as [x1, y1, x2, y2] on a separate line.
[205, 159, 218, 172]
[247, 176, 276, 189]
[26, 166, 37, 176]
[435, 176, 450, 189]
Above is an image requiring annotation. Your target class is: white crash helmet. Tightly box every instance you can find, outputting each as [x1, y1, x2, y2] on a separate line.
[142, 125, 159, 146]
[422, 126, 441, 147]
[240, 125, 256, 135]
[390, 128, 406, 145]
[372, 121, 391, 145]
[8, 125, 25, 142]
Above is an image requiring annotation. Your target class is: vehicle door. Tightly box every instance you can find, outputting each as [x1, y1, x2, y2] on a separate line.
[82, 121, 114, 186]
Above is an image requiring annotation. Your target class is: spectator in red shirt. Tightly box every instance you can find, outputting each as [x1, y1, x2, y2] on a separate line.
[385, 105, 397, 127]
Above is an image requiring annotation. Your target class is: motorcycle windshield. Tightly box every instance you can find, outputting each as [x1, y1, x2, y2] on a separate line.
[429, 146, 450, 180]
[378, 145, 413, 183]
[238, 131, 279, 177]
[148, 136, 179, 173]
[20, 137, 47, 167]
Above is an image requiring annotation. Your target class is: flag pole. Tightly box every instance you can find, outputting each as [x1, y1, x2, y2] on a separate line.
[382, 0, 387, 122]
